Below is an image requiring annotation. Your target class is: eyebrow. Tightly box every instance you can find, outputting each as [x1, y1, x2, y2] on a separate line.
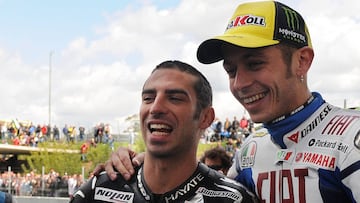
[223, 49, 267, 66]
[142, 88, 189, 96]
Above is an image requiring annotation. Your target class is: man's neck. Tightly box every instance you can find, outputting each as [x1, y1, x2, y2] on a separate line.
[142, 155, 198, 194]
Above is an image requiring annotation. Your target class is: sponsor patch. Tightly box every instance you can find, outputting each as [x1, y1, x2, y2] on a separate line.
[275, 149, 294, 164]
[94, 187, 134, 203]
[322, 115, 360, 136]
[354, 130, 360, 150]
[294, 151, 336, 171]
[196, 187, 243, 201]
[164, 173, 204, 202]
[287, 131, 300, 143]
[240, 141, 257, 168]
[308, 138, 349, 153]
[253, 131, 267, 137]
[227, 14, 265, 30]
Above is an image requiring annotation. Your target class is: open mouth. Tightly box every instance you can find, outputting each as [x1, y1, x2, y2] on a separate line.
[242, 92, 267, 104]
[149, 123, 173, 134]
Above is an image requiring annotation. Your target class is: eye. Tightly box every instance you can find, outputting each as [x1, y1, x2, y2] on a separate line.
[247, 60, 264, 70]
[142, 94, 154, 103]
[224, 65, 237, 78]
[169, 95, 184, 102]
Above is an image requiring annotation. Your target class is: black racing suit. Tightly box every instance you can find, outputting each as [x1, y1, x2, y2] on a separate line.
[70, 163, 258, 203]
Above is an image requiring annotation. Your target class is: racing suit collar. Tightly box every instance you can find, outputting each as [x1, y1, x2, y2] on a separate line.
[137, 162, 207, 202]
[263, 92, 325, 148]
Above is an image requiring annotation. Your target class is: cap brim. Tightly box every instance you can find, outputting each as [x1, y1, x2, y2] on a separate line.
[197, 35, 279, 64]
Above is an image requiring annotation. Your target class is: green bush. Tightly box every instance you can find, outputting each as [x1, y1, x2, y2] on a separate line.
[19, 137, 222, 178]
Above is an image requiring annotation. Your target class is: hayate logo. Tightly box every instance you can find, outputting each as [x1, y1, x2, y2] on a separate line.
[227, 15, 265, 30]
[164, 173, 204, 202]
[240, 141, 257, 168]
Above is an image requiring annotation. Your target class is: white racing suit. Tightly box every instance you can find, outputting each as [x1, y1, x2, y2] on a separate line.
[228, 92, 360, 202]
[70, 162, 258, 203]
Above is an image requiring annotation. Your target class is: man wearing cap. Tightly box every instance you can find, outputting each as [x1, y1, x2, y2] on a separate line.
[98, 1, 360, 202]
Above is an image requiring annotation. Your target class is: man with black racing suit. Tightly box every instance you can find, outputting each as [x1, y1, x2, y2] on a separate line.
[71, 163, 256, 203]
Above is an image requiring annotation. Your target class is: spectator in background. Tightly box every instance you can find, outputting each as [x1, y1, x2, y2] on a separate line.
[46, 124, 51, 140]
[0, 191, 15, 203]
[239, 116, 248, 131]
[223, 117, 231, 134]
[80, 142, 89, 161]
[94, 124, 104, 143]
[40, 124, 47, 142]
[68, 174, 77, 199]
[103, 124, 111, 143]
[107, 134, 114, 151]
[62, 124, 69, 142]
[53, 125, 60, 141]
[78, 126, 85, 141]
[210, 118, 222, 141]
[68, 126, 76, 143]
[230, 116, 239, 139]
[200, 147, 232, 175]
[0, 124, 6, 142]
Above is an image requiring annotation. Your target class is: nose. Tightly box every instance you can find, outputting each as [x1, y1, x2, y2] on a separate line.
[232, 67, 251, 91]
[149, 95, 168, 116]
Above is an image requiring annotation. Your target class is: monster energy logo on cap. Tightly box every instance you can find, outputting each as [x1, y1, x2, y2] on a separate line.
[274, 2, 308, 47]
[283, 7, 300, 30]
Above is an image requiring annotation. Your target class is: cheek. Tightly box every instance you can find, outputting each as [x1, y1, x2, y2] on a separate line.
[228, 79, 235, 92]
[229, 82, 239, 99]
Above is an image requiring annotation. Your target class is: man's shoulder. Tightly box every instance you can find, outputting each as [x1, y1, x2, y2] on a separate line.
[199, 163, 241, 187]
[197, 163, 257, 202]
[70, 171, 136, 203]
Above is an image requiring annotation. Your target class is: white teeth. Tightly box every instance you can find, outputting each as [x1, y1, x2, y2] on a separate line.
[149, 124, 172, 134]
[243, 93, 266, 104]
[150, 124, 171, 130]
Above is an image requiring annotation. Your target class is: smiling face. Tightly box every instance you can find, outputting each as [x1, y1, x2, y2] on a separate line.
[140, 68, 213, 159]
[222, 44, 311, 123]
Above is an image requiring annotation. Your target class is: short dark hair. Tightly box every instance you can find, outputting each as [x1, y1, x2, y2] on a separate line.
[277, 43, 298, 78]
[153, 60, 213, 119]
[200, 147, 232, 171]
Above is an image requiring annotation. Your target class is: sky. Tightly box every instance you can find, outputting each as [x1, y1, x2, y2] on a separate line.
[1, 0, 359, 134]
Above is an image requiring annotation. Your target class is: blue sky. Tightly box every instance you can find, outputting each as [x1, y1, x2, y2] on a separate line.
[0, 0, 359, 134]
[0, 0, 180, 64]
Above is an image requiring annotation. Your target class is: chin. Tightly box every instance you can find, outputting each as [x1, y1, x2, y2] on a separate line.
[248, 113, 268, 124]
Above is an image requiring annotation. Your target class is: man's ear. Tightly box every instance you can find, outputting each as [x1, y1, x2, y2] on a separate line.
[200, 107, 215, 130]
[297, 46, 314, 75]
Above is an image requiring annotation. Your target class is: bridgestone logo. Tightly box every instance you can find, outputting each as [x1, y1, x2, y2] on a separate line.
[196, 187, 243, 201]
[94, 187, 134, 203]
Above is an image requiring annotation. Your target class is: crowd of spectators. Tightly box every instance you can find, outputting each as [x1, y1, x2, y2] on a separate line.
[0, 116, 249, 197]
[0, 120, 110, 197]
[0, 120, 114, 147]
[0, 169, 92, 198]
[203, 116, 255, 156]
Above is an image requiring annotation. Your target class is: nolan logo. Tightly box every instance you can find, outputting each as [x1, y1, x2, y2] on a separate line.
[94, 187, 134, 203]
